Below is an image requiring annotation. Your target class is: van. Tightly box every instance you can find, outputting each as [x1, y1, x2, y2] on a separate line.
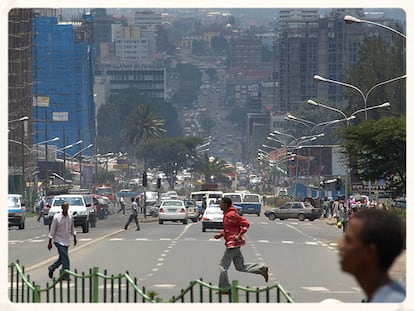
[49, 194, 92, 233]
[8, 194, 26, 229]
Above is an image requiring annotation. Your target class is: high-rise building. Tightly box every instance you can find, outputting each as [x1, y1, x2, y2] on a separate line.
[276, 8, 399, 113]
[31, 14, 96, 179]
[8, 9, 34, 194]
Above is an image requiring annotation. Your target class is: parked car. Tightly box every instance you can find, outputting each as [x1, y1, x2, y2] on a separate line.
[49, 194, 92, 233]
[8, 194, 26, 229]
[264, 201, 322, 221]
[184, 199, 199, 222]
[201, 204, 223, 232]
[158, 199, 187, 224]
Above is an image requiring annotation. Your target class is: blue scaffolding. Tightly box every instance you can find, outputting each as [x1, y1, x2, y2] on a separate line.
[32, 15, 95, 157]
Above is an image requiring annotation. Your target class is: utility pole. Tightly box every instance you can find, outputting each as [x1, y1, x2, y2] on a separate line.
[44, 111, 49, 195]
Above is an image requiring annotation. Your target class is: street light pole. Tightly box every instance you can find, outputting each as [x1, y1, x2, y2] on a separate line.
[313, 74, 405, 120]
[307, 99, 391, 201]
[344, 15, 407, 39]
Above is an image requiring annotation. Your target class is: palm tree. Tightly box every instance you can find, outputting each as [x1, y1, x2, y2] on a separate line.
[123, 104, 166, 169]
[123, 104, 166, 145]
[192, 153, 231, 185]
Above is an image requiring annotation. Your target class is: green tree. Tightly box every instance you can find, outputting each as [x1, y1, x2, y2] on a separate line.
[123, 104, 166, 145]
[138, 137, 204, 188]
[343, 36, 406, 118]
[191, 153, 231, 186]
[123, 104, 166, 168]
[340, 116, 405, 197]
[97, 88, 181, 153]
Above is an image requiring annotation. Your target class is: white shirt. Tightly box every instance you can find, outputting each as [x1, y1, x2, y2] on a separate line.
[48, 212, 76, 246]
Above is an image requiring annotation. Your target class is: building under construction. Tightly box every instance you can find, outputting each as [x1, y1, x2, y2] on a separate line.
[8, 9, 34, 195]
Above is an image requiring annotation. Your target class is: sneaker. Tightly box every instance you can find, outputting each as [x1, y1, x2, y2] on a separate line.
[263, 266, 269, 282]
[48, 267, 53, 279]
[60, 276, 71, 281]
[136, 228, 140, 231]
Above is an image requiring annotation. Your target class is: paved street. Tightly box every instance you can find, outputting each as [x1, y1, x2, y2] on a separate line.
[9, 213, 405, 303]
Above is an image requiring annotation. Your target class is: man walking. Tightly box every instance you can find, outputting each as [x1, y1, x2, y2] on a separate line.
[124, 197, 140, 230]
[214, 197, 268, 293]
[338, 208, 405, 302]
[47, 201, 77, 281]
[117, 195, 126, 215]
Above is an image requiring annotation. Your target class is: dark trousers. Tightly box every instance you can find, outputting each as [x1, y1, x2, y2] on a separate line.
[117, 203, 125, 215]
[124, 215, 140, 230]
[49, 242, 70, 274]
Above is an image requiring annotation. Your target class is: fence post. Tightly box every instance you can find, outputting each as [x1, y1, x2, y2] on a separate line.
[231, 280, 239, 302]
[91, 267, 99, 302]
[33, 285, 41, 303]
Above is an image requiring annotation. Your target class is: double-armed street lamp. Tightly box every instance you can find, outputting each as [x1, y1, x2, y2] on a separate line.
[307, 99, 391, 201]
[73, 143, 93, 187]
[57, 139, 82, 178]
[313, 75, 405, 120]
[269, 131, 324, 197]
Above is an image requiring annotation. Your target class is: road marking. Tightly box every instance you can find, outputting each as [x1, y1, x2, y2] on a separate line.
[9, 240, 23, 244]
[302, 286, 329, 291]
[79, 238, 92, 242]
[29, 239, 44, 243]
[136, 238, 148, 241]
[110, 238, 123, 241]
[257, 240, 269, 243]
[153, 284, 176, 288]
[160, 238, 171, 241]
[282, 240, 294, 244]
[305, 242, 319, 245]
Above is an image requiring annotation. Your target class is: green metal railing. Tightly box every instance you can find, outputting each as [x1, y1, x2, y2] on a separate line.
[9, 261, 294, 303]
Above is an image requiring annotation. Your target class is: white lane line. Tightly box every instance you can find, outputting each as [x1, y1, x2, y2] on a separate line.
[282, 240, 294, 244]
[110, 238, 123, 241]
[136, 238, 148, 241]
[302, 286, 329, 291]
[153, 284, 176, 288]
[305, 242, 319, 245]
[79, 238, 92, 242]
[257, 240, 269, 243]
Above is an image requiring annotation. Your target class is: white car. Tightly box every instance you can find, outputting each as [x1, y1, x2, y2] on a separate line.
[158, 199, 187, 224]
[201, 204, 223, 232]
[49, 194, 91, 233]
[165, 191, 178, 199]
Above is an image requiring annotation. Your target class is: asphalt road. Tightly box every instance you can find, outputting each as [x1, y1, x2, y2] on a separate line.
[8, 212, 371, 303]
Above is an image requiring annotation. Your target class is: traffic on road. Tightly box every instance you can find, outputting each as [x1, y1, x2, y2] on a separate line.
[9, 203, 367, 303]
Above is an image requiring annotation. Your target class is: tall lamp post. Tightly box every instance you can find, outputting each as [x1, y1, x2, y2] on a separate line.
[307, 100, 391, 200]
[72, 143, 93, 188]
[314, 74, 405, 120]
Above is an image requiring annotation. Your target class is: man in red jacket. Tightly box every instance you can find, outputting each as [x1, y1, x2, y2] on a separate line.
[214, 197, 269, 292]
